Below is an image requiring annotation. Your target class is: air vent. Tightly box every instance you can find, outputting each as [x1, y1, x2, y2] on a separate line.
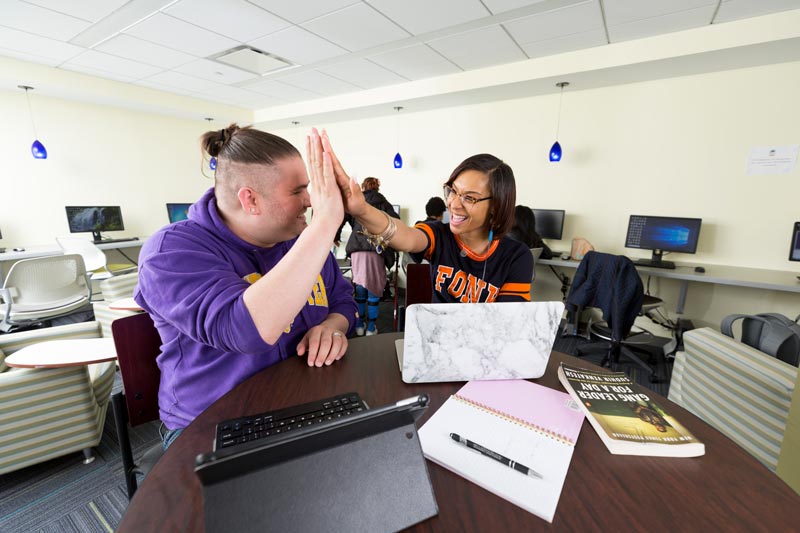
[212, 46, 292, 75]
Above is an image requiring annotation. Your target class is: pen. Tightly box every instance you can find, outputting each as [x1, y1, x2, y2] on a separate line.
[450, 433, 542, 479]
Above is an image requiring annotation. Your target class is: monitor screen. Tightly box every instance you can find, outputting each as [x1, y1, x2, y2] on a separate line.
[65, 206, 125, 240]
[790, 221, 800, 262]
[167, 203, 192, 223]
[625, 215, 701, 268]
[532, 209, 565, 240]
[391, 204, 400, 215]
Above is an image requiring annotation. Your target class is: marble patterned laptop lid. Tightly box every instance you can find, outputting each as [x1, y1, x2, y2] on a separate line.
[398, 301, 565, 383]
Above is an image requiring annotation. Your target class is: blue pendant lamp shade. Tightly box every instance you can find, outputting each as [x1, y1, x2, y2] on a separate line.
[19, 85, 47, 159]
[393, 152, 403, 168]
[549, 81, 569, 163]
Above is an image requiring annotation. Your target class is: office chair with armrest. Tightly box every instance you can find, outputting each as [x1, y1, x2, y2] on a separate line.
[0, 254, 92, 333]
[566, 251, 664, 382]
[111, 311, 164, 500]
[56, 237, 137, 281]
[530, 247, 543, 284]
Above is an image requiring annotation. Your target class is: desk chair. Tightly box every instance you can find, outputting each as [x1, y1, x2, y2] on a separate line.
[530, 247, 543, 285]
[566, 251, 664, 382]
[56, 237, 137, 281]
[0, 254, 92, 333]
[111, 311, 163, 500]
[397, 263, 432, 331]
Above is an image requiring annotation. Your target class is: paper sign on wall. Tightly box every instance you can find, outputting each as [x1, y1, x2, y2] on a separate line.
[746, 145, 798, 175]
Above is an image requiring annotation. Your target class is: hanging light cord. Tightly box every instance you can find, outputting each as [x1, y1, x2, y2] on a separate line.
[22, 87, 39, 138]
[554, 84, 565, 140]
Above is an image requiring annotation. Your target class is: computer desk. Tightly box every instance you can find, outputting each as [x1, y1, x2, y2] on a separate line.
[0, 238, 144, 278]
[117, 332, 799, 531]
[539, 257, 800, 314]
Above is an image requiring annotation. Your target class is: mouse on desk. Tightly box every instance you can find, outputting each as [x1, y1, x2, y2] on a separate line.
[560, 253, 571, 260]
[12, 247, 25, 252]
[694, 266, 705, 273]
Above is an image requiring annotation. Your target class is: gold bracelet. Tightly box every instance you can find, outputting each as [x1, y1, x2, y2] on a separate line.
[358, 212, 396, 253]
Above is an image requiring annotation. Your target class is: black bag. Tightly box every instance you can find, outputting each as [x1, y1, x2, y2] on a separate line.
[720, 313, 800, 367]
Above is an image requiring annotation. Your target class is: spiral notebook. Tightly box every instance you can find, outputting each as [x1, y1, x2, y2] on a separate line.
[418, 380, 585, 523]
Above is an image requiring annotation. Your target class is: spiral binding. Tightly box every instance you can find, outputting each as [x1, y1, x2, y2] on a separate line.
[453, 393, 576, 446]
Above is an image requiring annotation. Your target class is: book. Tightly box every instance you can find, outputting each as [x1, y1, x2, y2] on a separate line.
[417, 380, 585, 523]
[557, 363, 705, 457]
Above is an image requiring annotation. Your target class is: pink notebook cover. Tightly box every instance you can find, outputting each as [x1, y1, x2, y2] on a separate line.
[455, 380, 584, 445]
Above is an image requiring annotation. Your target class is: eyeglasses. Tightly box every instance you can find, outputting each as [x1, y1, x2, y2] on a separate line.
[443, 184, 493, 207]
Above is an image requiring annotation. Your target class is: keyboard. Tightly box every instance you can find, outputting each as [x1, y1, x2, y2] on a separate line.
[94, 238, 139, 244]
[214, 392, 367, 451]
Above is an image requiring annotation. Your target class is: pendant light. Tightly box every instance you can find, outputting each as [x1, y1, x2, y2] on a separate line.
[204, 117, 217, 171]
[19, 85, 47, 159]
[393, 106, 403, 169]
[549, 82, 569, 162]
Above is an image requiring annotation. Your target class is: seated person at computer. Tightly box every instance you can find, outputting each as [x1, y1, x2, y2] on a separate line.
[506, 205, 553, 260]
[135, 124, 357, 448]
[309, 129, 532, 302]
[420, 196, 447, 223]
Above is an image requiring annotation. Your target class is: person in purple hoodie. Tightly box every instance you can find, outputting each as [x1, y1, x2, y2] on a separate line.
[135, 125, 357, 449]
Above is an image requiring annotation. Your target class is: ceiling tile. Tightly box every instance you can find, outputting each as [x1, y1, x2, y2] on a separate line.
[248, 26, 348, 65]
[165, 0, 290, 42]
[25, 0, 129, 23]
[317, 58, 408, 88]
[192, 84, 281, 105]
[519, 28, 607, 57]
[245, 79, 326, 102]
[714, 0, 800, 23]
[302, 3, 410, 52]
[247, 0, 359, 24]
[366, 0, 490, 35]
[369, 44, 462, 80]
[607, 5, 718, 43]
[142, 70, 226, 92]
[0, 26, 84, 64]
[174, 58, 258, 84]
[60, 63, 137, 83]
[276, 70, 363, 95]
[603, 0, 717, 26]
[2, 0, 91, 41]
[123, 12, 239, 57]
[482, 0, 557, 15]
[63, 50, 164, 79]
[95, 34, 196, 69]
[427, 25, 526, 70]
[504, 1, 603, 46]
[134, 79, 196, 96]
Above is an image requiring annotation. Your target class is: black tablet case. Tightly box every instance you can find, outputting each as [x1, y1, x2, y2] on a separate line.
[196, 402, 438, 532]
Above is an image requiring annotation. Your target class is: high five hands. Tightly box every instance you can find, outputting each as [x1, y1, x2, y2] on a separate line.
[307, 128, 367, 219]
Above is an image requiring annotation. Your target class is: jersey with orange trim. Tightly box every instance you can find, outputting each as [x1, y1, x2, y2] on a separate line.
[411, 221, 533, 303]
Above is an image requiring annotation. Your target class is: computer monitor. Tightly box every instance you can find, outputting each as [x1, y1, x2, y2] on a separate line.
[167, 203, 192, 223]
[65, 206, 125, 243]
[790, 221, 800, 262]
[391, 204, 400, 217]
[625, 215, 702, 269]
[532, 209, 565, 240]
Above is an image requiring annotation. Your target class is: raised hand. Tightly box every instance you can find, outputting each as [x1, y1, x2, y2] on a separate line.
[305, 128, 344, 226]
[319, 129, 368, 218]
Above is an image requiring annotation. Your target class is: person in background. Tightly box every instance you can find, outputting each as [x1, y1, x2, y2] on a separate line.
[311, 129, 532, 303]
[507, 205, 553, 259]
[135, 124, 357, 449]
[423, 196, 447, 223]
[337, 177, 399, 335]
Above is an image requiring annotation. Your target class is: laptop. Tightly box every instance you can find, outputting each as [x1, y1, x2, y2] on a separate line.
[396, 301, 565, 383]
[195, 395, 438, 533]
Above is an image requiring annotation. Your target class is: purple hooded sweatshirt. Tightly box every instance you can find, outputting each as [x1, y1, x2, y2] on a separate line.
[135, 188, 357, 430]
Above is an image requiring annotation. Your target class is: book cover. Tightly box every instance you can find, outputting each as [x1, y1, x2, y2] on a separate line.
[557, 363, 705, 457]
[418, 380, 585, 523]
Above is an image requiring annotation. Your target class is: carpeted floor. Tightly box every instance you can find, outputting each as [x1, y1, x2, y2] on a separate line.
[0, 297, 672, 531]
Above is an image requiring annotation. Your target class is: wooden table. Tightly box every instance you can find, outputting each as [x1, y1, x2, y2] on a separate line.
[4, 338, 117, 368]
[118, 333, 800, 531]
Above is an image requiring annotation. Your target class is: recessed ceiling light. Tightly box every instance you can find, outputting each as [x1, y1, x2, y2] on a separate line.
[211, 46, 292, 75]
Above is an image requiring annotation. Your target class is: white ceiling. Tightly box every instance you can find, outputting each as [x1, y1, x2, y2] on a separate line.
[1, 0, 798, 114]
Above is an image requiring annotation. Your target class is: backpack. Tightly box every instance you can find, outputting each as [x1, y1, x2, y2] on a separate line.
[720, 313, 800, 367]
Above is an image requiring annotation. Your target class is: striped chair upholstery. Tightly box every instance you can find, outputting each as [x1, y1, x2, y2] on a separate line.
[669, 327, 798, 471]
[92, 272, 140, 338]
[0, 321, 116, 475]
